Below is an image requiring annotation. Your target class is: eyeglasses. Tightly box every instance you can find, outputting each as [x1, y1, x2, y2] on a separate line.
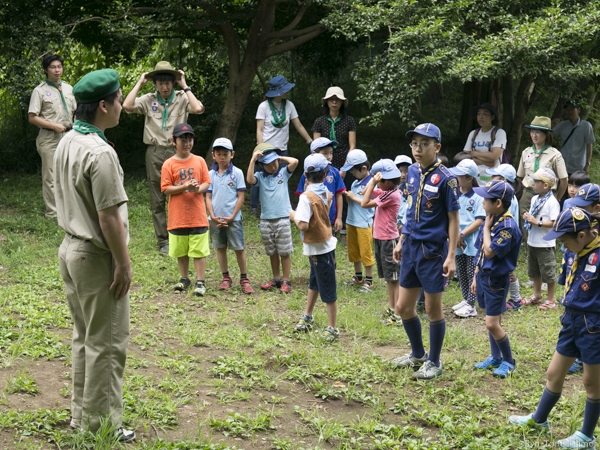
[409, 142, 435, 150]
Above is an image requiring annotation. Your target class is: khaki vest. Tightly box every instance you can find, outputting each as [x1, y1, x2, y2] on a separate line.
[302, 190, 332, 244]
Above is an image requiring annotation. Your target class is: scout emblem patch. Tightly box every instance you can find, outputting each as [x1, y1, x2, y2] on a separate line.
[589, 253, 598, 265]
[430, 174, 440, 185]
[573, 209, 585, 220]
[152, 101, 158, 112]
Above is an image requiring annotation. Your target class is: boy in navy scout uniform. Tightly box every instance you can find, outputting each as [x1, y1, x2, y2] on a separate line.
[510, 208, 600, 449]
[391, 123, 460, 380]
[471, 180, 522, 378]
[123, 61, 205, 253]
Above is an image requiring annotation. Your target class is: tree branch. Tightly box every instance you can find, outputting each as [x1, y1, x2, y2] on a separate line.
[267, 23, 325, 42]
[205, 6, 241, 80]
[265, 25, 326, 58]
[279, 3, 309, 32]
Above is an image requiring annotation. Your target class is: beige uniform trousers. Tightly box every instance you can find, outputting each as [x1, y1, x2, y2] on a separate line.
[36, 129, 66, 217]
[58, 235, 130, 432]
[146, 145, 176, 247]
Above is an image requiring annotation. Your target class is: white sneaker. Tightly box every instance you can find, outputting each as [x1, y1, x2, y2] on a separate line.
[541, 283, 548, 291]
[454, 304, 477, 318]
[452, 299, 468, 311]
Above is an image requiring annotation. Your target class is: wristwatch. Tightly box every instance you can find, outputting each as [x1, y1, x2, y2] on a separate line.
[183, 87, 192, 93]
[538, 220, 543, 227]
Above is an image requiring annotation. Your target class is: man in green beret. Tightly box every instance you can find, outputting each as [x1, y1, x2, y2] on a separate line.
[123, 61, 205, 254]
[28, 53, 77, 219]
[54, 68, 134, 442]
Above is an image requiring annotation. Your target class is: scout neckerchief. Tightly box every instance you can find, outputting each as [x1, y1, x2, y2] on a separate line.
[476, 209, 513, 267]
[268, 99, 287, 128]
[73, 119, 108, 143]
[45, 78, 70, 121]
[523, 190, 553, 231]
[415, 158, 441, 222]
[532, 144, 550, 172]
[157, 89, 176, 131]
[327, 115, 341, 148]
[564, 234, 600, 294]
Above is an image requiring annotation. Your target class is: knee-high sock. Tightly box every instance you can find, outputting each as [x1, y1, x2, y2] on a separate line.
[532, 388, 561, 423]
[495, 334, 514, 365]
[428, 319, 446, 367]
[402, 316, 425, 359]
[581, 397, 600, 439]
[489, 332, 501, 360]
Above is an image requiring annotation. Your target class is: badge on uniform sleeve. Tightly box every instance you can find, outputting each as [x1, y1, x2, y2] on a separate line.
[152, 101, 158, 112]
[500, 230, 512, 239]
[496, 238, 503, 244]
[448, 178, 457, 188]
[589, 253, 598, 265]
[582, 283, 590, 291]
[430, 174, 440, 185]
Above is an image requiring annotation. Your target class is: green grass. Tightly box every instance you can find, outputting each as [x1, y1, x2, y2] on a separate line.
[0, 168, 598, 449]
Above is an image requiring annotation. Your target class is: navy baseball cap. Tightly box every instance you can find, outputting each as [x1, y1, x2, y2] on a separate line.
[571, 183, 600, 207]
[405, 123, 442, 143]
[371, 159, 401, 179]
[544, 207, 597, 241]
[304, 153, 329, 173]
[341, 149, 368, 172]
[473, 180, 515, 202]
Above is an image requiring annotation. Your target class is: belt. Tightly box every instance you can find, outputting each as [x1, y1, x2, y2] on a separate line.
[66, 233, 89, 242]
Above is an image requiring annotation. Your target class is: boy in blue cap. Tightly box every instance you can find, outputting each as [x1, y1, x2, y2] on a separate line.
[471, 180, 522, 377]
[391, 123, 460, 380]
[510, 207, 600, 449]
[290, 153, 339, 342]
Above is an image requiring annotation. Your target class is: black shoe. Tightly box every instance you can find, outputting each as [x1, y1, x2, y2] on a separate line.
[116, 427, 135, 442]
[174, 277, 191, 292]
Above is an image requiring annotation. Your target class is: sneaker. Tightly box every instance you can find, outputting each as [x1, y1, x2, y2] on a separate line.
[321, 326, 339, 343]
[412, 360, 443, 380]
[381, 314, 403, 326]
[261, 279, 282, 290]
[506, 299, 522, 310]
[280, 281, 292, 294]
[116, 427, 135, 442]
[473, 356, 502, 370]
[343, 275, 364, 286]
[492, 360, 516, 378]
[295, 315, 314, 332]
[193, 281, 206, 297]
[542, 282, 548, 291]
[454, 304, 477, 318]
[159, 244, 169, 254]
[568, 359, 584, 375]
[174, 277, 191, 292]
[557, 431, 596, 448]
[522, 280, 534, 288]
[379, 308, 394, 319]
[219, 276, 233, 290]
[240, 278, 254, 294]
[391, 352, 428, 369]
[509, 413, 550, 430]
[69, 419, 80, 429]
[358, 281, 373, 293]
[452, 299, 469, 311]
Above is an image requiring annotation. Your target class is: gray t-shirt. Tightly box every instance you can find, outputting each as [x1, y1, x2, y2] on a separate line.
[553, 118, 595, 173]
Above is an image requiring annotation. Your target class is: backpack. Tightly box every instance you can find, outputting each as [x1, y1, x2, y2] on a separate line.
[471, 126, 510, 164]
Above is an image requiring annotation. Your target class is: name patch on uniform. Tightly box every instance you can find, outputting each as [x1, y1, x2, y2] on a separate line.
[585, 264, 597, 273]
[430, 174, 441, 185]
[589, 253, 598, 265]
[424, 185, 438, 193]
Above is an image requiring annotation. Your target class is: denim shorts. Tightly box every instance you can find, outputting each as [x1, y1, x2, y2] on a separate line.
[308, 250, 337, 303]
[209, 220, 245, 250]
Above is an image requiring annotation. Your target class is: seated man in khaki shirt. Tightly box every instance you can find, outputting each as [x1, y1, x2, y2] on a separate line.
[123, 61, 204, 253]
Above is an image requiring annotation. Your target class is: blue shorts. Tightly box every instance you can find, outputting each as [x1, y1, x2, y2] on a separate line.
[308, 250, 337, 303]
[476, 271, 509, 316]
[400, 237, 447, 293]
[556, 309, 600, 365]
[209, 220, 245, 250]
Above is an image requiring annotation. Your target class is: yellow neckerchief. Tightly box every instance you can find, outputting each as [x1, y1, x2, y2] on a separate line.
[476, 209, 513, 267]
[415, 158, 441, 222]
[564, 234, 600, 294]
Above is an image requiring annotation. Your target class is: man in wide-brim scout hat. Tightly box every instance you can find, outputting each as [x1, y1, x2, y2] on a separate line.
[123, 61, 205, 254]
[54, 68, 135, 442]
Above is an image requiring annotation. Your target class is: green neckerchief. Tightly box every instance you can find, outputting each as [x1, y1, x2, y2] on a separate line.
[327, 116, 341, 148]
[268, 99, 287, 128]
[73, 119, 107, 143]
[532, 144, 550, 172]
[157, 89, 176, 131]
[45, 78, 70, 121]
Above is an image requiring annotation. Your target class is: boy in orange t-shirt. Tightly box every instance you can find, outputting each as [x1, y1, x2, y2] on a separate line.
[161, 123, 211, 296]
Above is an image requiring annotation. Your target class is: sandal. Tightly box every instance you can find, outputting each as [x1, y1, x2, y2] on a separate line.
[538, 300, 557, 310]
[521, 295, 543, 306]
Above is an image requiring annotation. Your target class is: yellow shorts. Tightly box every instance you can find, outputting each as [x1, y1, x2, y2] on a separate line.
[346, 224, 374, 267]
[169, 231, 210, 258]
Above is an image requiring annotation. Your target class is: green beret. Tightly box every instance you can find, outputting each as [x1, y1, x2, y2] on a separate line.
[73, 69, 120, 104]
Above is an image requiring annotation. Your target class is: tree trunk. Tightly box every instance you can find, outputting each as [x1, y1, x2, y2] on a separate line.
[581, 90, 597, 121]
[505, 75, 535, 165]
[501, 75, 514, 142]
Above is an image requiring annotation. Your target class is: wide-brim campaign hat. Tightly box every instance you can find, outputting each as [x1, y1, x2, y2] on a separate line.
[265, 76, 295, 98]
[525, 116, 552, 132]
[471, 103, 498, 125]
[146, 61, 181, 81]
[322, 86, 349, 108]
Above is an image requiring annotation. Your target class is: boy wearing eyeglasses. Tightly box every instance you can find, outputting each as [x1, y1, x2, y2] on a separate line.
[391, 123, 460, 380]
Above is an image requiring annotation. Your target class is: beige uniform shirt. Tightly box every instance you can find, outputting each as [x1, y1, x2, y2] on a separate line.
[517, 146, 568, 189]
[28, 81, 76, 129]
[54, 131, 129, 250]
[128, 91, 190, 147]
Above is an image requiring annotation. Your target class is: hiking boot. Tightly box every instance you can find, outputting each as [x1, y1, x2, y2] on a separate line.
[391, 352, 428, 369]
[261, 279, 282, 290]
[219, 276, 233, 290]
[321, 326, 339, 343]
[474, 356, 502, 370]
[280, 281, 292, 294]
[240, 278, 254, 294]
[343, 275, 364, 286]
[557, 431, 596, 448]
[412, 360, 443, 380]
[358, 281, 373, 293]
[193, 281, 206, 297]
[509, 413, 550, 430]
[174, 277, 191, 292]
[116, 427, 136, 442]
[295, 315, 314, 332]
[492, 360, 515, 378]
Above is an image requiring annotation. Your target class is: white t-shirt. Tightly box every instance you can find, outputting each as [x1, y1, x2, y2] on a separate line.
[527, 194, 560, 248]
[463, 127, 508, 184]
[256, 99, 299, 151]
[295, 193, 337, 256]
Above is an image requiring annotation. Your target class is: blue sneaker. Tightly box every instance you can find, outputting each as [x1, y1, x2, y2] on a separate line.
[509, 413, 550, 430]
[474, 356, 502, 370]
[568, 359, 583, 375]
[557, 431, 596, 448]
[492, 360, 515, 378]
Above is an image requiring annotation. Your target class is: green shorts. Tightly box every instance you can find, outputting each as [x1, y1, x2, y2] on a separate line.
[169, 229, 210, 258]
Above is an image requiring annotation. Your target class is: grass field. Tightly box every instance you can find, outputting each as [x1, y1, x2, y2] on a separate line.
[0, 168, 596, 449]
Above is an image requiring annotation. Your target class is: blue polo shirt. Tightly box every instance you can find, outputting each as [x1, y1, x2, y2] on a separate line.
[559, 248, 600, 313]
[254, 166, 294, 219]
[208, 163, 246, 221]
[402, 163, 460, 243]
[397, 182, 409, 227]
[347, 175, 374, 228]
[474, 214, 522, 274]
[296, 165, 345, 225]
[457, 189, 485, 257]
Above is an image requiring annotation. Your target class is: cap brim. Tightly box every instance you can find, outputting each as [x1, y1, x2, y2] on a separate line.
[147, 69, 181, 80]
[570, 197, 595, 207]
[449, 167, 468, 176]
[259, 153, 280, 164]
[472, 187, 493, 198]
[312, 140, 338, 152]
[543, 229, 563, 241]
